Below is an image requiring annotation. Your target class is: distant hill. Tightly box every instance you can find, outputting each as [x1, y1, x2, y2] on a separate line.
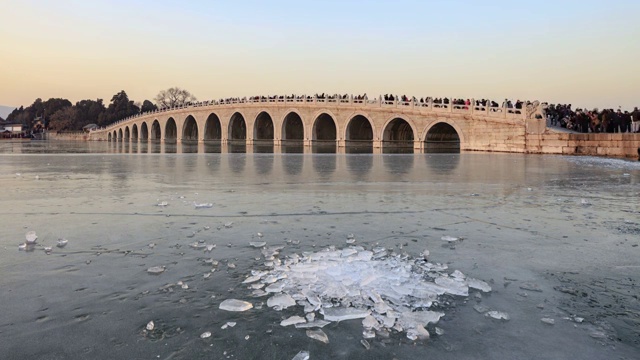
[0, 105, 16, 120]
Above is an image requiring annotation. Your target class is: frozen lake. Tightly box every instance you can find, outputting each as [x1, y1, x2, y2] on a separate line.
[0, 140, 639, 360]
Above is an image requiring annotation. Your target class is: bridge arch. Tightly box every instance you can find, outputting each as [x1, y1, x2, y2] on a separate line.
[254, 111, 274, 140]
[140, 122, 149, 140]
[345, 114, 375, 141]
[108, 132, 112, 142]
[281, 111, 304, 141]
[132, 124, 138, 141]
[229, 112, 246, 140]
[112, 130, 117, 141]
[165, 118, 177, 142]
[124, 126, 130, 140]
[182, 115, 198, 141]
[312, 112, 337, 141]
[382, 116, 416, 144]
[204, 113, 221, 140]
[151, 120, 161, 140]
[118, 128, 123, 141]
[423, 121, 462, 152]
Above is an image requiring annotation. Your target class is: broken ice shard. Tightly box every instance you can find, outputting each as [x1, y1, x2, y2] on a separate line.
[219, 299, 253, 312]
[291, 350, 310, 360]
[306, 329, 329, 344]
[194, 202, 213, 209]
[486, 311, 510, 320]
[267, 294, 296, 310]
[25, 231, 37, 244]
[322, 308, 370, 322]
[147, 266, 165, 275]
[280, 316, 306, 327]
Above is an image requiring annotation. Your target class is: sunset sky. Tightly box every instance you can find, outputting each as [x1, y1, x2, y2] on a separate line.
[1, 0, 639, 110]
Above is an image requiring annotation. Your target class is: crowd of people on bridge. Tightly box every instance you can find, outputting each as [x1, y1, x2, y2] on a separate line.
[545, 104, 640, 133]
[124, 93, 640, 136]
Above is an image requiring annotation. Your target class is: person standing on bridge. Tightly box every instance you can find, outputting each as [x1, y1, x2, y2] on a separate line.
[632, 107, 640, 133]
[622, 111, 632, 133]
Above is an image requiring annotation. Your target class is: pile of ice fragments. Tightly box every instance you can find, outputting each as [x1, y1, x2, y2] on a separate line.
[237, 244, 492, 341]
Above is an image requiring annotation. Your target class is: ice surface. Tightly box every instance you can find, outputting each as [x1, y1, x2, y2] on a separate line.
[219, 299, 253, 312]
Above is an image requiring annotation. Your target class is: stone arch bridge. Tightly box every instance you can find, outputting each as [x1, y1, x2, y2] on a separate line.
[90, 96, 547, 153]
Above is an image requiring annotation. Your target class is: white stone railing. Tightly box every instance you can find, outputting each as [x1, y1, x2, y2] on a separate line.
[94, 95, 539, 132]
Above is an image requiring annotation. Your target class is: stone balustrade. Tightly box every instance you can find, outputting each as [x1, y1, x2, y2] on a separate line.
[94, 94, 539, 133]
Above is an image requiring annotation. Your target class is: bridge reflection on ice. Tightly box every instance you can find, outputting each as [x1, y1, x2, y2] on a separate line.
[108, 140, 460, 155]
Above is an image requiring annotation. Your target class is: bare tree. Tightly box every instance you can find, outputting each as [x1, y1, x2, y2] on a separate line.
[154, 87, 197, 108]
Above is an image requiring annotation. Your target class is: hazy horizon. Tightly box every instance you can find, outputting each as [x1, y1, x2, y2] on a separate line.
[1, 0, 639, 111]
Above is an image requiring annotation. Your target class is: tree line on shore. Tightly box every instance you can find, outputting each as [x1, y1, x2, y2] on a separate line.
[5, 87, 195, 132]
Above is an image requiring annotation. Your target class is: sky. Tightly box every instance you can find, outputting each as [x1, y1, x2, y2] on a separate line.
[1, 0, 639, 110]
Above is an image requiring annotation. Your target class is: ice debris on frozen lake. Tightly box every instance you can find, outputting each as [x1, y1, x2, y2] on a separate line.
[291, 350, 310, 360]
[306, 329, 329, 344]
[147, 266, 165, 275]
[219, 299, 253, 312]
[56, 238, 68, 248]
[440, 235, 461, 242]
[25, 231, 38, 244]
[221, 322, 236, 329]
[541, 318, 555, 325]
[485, 311, 510, 321]
[238, 244, 490, 340]
[280, 316, 306, 327]
[156, 201, 168, 207]
[194, 202, 213, 209]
